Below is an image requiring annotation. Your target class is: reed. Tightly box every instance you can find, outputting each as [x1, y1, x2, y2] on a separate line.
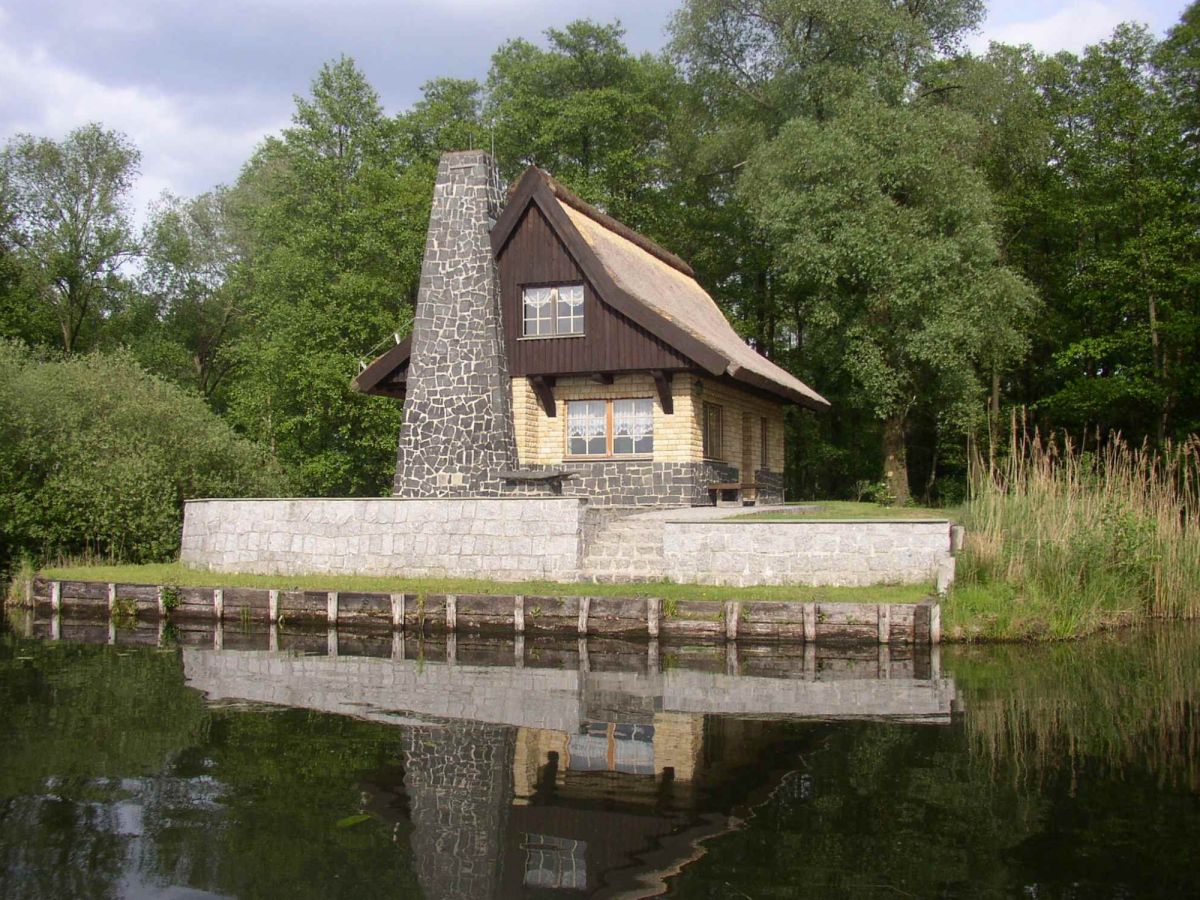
[952, 420, 1200, 639]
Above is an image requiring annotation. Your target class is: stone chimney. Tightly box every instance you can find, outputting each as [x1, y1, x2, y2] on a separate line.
[393, 151, 519, 497]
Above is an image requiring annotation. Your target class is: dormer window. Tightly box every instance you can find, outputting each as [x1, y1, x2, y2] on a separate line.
[523, 284, 584, 337]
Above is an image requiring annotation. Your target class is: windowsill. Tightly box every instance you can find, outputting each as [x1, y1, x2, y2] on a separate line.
[518, 333, 586, 341]
[565, 455, 654, 463]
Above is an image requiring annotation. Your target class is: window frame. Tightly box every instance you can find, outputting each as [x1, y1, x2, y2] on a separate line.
[702, 402, 724, 461]
[760, 416, 769, 470]
[521, 282, 586, 339]
[564, 396, 655, 459]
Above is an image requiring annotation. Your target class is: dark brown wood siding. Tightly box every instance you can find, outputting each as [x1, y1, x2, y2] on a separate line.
[498, 205, 693, 376]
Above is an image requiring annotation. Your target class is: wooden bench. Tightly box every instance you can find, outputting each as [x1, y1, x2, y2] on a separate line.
[708, 482, 760, 507]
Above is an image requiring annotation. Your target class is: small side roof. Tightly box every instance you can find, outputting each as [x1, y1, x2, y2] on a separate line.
[352, 334, 410, 396]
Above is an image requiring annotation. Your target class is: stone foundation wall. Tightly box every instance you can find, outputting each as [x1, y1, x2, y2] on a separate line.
[661, 519, 953, 587]
[180, 497, 585, 580]
[557, 460, 739, 507]
[177, 497, 955, 591]
[753, 470, 785, 504]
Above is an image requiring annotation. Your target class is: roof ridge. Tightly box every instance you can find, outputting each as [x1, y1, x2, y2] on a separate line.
[530, 168, 697, 279]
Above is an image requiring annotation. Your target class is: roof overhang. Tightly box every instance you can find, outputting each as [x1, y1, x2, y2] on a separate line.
[352, 335, 411, 397]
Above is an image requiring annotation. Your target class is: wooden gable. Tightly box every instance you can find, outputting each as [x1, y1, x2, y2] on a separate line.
[497, 203, 693, 377]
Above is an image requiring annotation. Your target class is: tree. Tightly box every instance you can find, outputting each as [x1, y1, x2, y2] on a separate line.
[487, 20, 682, 231]
[671, 0, 1028, 503]
[0, 342, 288, 566]
[0, 124, 140, 354]
[139, 189, 245, 401]
[396, 77, 485, 165]
[741, 93, 1035, 504]
[921, 44, 1069, 458]
[227, 57, 429, 495]
[1028, 26, 1199, 442]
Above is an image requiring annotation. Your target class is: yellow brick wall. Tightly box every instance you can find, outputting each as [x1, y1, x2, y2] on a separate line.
[691, 374, 787, 476]
[510, 373, 786, 475]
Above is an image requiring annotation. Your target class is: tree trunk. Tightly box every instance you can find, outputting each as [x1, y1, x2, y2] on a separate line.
[882, 414, 910, 506]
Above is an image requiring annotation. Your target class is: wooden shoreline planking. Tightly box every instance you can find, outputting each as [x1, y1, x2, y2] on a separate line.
[23, 577, 940, 645]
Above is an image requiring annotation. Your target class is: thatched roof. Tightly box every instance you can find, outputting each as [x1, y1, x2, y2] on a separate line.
[559, 203, 828, 408]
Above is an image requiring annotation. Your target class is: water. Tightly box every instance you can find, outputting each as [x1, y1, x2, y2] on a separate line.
[0, 612, 1197, 899]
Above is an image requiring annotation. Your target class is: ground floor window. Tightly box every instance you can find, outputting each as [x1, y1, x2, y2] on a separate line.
[703, 402, 723, 460]
[566, 398, 653, 457]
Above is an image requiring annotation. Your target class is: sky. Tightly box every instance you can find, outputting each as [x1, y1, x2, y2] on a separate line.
[0, 0, 1191, 220]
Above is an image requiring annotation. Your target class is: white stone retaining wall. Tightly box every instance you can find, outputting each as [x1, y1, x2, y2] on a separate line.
[661, 519, 954, 587]
[180, 497, 586, 580]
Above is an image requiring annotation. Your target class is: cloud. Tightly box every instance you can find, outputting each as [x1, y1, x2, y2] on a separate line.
[968, 1, 1162, 54]
[0, 27, 285, 224]
[0, 0, 677, 219]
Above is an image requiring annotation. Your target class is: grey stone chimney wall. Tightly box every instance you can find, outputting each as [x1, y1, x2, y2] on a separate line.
[394, 151, 519, 497]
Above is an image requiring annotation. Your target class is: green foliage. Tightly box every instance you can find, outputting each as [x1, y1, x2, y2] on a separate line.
[224, 57, 426, 495]
[0, 342, 288, 566]
[0, 124, 141, 354]
[487, 20, 683, 231]
[136, 189, 245, 403]
[161, 583, 182, 613]
[39, 560, 931, 605]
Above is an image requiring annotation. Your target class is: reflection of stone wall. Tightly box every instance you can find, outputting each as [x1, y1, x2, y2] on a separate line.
[181, 647, 956, 729]
[403, 721, 516, 900]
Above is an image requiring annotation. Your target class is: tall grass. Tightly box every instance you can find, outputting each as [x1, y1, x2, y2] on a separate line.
[955, 423, 1200, 639]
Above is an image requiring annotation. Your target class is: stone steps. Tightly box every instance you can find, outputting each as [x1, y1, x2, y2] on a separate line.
[581, 516, 668, 581]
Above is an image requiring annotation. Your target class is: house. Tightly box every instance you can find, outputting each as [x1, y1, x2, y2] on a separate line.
[354, 151, 827, 506]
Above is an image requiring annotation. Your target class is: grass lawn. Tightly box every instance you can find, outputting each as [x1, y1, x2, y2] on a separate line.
[734, 500, 958, 521]
[38, 562, 932, 606]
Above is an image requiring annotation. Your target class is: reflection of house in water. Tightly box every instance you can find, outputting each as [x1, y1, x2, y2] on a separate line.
[178, 633, 956, 899]
[502, 714, 782, 898]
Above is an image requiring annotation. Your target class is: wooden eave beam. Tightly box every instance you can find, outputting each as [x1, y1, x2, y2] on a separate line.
[651, 369, 674, 414]
[529, 375, 557, 417]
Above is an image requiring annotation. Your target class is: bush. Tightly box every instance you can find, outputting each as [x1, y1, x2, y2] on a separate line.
[0, 342, 289, 565]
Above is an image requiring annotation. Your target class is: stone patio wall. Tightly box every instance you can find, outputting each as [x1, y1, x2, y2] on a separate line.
[660, 518, 954, 587]
[180, 497, 585, 580]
